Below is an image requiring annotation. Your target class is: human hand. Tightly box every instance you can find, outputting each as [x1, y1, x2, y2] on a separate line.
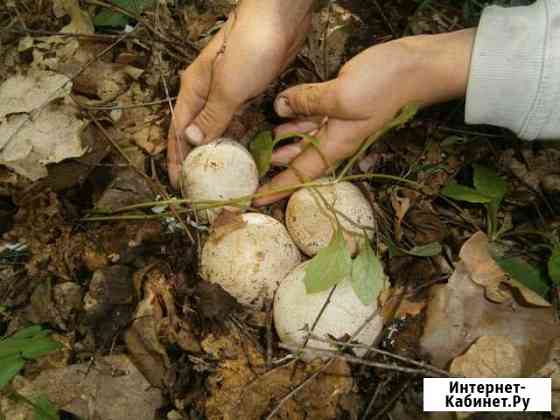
[167, 0, 313, 189]
[254, 29, 475, 206]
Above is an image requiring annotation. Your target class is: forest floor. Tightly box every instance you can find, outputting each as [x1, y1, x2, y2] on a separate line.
[0, 1, 559, 419]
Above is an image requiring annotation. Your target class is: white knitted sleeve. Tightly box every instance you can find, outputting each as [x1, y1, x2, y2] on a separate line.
[465, 0, 560, 140]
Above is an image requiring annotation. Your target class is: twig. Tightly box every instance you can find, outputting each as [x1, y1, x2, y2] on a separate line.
[370, 0, 397, 38]
[82, 97, 177, 111]
[279, 343, 445, 376]
[372, 380, 410, 420]
[85, 110, 195, 242]
[361, 376, 392, 420]
[264, 359, 335, 420]
[266, 297, 274, 369]
[306, 334, 449, 377]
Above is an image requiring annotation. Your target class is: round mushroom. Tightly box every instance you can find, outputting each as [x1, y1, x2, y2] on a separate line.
[200, 213, 302, 308]
[274, 261, 384, 359]
[286, 179, 375, 256]
[181, 139, 259, 223]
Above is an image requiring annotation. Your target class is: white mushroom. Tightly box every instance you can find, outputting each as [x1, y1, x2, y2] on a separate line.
[274, 261, 384, 359]
[181, 139, 259, 223]
[200, 213, 302, 308]
[286, 179, 375, 256]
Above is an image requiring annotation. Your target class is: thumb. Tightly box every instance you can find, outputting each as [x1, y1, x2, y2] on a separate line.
[274, 80, 340, 119]
[184, 88, 238, 145]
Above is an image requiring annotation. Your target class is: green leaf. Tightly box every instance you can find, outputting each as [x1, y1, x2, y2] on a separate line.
[94, 0, 154, 28]
[9, 325, 45, 340]
[405, 242, 442, 257]
[303, 228, 352, 294]
[495, 257, 550, 297]
[0, 355, 24, 389]
[441, 183, 493, 204]
[249, 131, 273, 177]
[548, 247, 560, 286]
[33, 396, 60, 420]
[473, 164, 507, 205]
[351, 240, 385, 305]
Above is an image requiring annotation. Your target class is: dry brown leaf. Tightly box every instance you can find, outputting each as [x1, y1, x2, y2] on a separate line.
[0, 104, 87, 181]
[391, 191, 411, 242]
[210, 210, 247, 244]
[420, 262, 560, 370]
[450, 336, 522, 378]
[379, 287, 426, 322]
[0, 71, 71, 119]
[0, 355, 163, 420]
[460, 231, 550, 306]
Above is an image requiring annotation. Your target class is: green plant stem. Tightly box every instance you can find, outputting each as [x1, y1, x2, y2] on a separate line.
[86, 173, 422, 219]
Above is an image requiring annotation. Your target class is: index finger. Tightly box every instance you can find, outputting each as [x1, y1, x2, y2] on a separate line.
[253, 118, 372, 206]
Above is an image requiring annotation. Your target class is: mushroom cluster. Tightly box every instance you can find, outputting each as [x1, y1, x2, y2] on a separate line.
[181, 138, 384, 357]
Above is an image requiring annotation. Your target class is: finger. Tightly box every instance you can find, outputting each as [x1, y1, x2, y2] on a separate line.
[270, 141, 305, 166]
[184, 76, 240, 145]
[167, 123, 191, 189]
[254, 118, 372, 206]
[167, 34, 225, 188]
[274, 80, 341, 118]
[273, 118, 322, 137]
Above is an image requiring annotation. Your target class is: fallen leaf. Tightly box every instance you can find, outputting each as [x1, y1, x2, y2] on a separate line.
[450, 336, 522, 378]
[209, 210, 247, 244]
[379, 287, 426, 322]
[391, 191, 410, 241]
[420, 262, 559, 370]
[0, 104, 87, 181]
[0, 355, 163, 420]
[0, 71, 71, 119]
[460, 232, 550, 306]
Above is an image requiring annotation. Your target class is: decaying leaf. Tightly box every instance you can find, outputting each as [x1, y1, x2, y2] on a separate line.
[460, 232, 550, 306]
[0, 355, 163, 420]
[0, 71, 71, 119]
[209, 210, 248, 244]
[0, 105, 87, 181]
[532, 338, 560, 417]
[450, 336, 522, 378]
[420, 262, 559, 370]
[379, 287, 426, 322]
[126, 268, 200, 388]
[391, 191, 410, 242]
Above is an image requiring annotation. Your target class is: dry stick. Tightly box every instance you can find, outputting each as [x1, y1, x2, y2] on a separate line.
[83, 97, 177, 111]
[85, 0, 198, 57]
[2, 27, 186, 49]
[264, 360, 336, 420]
[370, 0, 397, 38]
[373, 380, 410, 420]
[306, 334, 449, 377]
[154, 51, 197, 242]
[280, 343, 440, 376]
[85, 111, 195, 242]
[361, 376, 393, 420]
[322, 0, 332, 81]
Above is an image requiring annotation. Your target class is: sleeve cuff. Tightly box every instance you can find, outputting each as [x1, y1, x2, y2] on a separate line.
[465, 0, 556, 140]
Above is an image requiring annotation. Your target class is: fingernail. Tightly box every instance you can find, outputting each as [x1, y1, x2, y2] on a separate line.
[184, 124, 204, 145]
[275, 96, 294, 117]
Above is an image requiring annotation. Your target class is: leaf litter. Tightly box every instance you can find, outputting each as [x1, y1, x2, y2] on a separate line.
[1, 0, 560, 419]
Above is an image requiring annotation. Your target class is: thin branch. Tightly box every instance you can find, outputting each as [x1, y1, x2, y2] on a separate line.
[279, 343, 446, 376]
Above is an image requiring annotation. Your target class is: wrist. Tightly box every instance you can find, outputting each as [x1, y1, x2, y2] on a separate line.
[396, 29, 476, 107]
